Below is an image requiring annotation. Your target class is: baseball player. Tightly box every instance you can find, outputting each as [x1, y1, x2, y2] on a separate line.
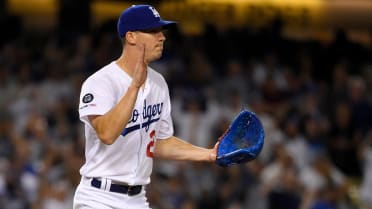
[73, 4, 218, 209]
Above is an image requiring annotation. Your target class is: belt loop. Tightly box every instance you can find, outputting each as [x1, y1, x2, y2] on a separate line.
[105, 179, 112, 192]
[100, 178, 106, 190]
[87, 177, 142, 196]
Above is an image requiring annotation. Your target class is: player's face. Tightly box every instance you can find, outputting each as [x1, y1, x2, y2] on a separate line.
[137, 27, 166, 62]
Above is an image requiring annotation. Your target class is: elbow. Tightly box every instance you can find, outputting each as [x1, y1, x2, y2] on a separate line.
[153, 137, 173, 159]
[97, 132, 117, 145]
[89, 115, 119, 145]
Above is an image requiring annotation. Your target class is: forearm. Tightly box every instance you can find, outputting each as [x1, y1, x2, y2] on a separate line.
[299, 190, 316, 209]
[153, 136, 215, 162]
[91, 85, 140, 144]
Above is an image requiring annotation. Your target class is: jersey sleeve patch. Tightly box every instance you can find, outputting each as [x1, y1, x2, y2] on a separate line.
[82, 93, 94, 103]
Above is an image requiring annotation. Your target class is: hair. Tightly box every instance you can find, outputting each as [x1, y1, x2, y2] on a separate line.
[119, 36, 126, 47]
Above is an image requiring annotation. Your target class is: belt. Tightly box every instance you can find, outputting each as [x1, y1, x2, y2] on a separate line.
[90, 178, 142, 196]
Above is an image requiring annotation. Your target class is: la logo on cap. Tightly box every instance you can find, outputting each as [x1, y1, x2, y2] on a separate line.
[149, 6, 160, 18]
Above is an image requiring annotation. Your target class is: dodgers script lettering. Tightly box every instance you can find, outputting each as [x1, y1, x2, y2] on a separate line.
[125, 99, 163, 135]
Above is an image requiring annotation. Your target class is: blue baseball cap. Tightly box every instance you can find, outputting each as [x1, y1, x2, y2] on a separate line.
[117, 5, 176, 38]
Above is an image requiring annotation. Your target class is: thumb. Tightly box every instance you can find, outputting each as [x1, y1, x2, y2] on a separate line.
[214, 141, 220, 149]
[209, 141, 219, 162]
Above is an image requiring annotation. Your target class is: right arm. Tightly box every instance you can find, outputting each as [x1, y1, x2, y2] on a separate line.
[89, 84, 140, 145]
[90, 44, 147, 145]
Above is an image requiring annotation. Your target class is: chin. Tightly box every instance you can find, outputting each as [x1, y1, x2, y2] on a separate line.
[152, 53, 162, 61]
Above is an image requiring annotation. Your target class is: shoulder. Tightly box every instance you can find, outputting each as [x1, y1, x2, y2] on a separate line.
[148, 67, 168, 88]
[148, 66, 168, 88]
[82, 62, 118, 87]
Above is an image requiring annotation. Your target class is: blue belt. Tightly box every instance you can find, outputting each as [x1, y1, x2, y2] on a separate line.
[91, 178, 142, 196]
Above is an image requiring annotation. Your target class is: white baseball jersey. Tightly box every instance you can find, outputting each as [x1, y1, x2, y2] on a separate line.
[78, 61, 174, 186]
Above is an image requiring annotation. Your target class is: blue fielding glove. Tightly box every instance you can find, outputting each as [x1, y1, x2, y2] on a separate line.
[216, 109, 265, 167]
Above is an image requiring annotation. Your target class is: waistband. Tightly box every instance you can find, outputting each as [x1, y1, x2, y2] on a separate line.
[82, 176, 142, 196]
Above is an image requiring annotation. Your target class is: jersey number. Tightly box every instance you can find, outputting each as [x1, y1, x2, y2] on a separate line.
[146, 130, 156, 158]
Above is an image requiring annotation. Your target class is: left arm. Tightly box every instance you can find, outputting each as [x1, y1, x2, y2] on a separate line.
[153, 136, 217, 162]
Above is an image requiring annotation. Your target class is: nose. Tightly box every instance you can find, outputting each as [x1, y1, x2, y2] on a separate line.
[159, 31, 166, 41]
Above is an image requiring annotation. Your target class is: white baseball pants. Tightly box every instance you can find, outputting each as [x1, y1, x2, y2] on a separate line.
[73, 177, 150, 209]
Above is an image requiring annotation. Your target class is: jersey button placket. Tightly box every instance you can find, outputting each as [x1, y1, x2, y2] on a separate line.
[135, 89, 145, 177]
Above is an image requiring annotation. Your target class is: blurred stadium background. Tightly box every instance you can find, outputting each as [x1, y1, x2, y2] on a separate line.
[0, 0, 372, 209]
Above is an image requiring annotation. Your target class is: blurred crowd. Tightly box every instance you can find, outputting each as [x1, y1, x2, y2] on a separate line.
[0, 17, 372, 209]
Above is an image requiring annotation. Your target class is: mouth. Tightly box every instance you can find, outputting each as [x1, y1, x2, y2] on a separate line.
[156, 46, 163, 52]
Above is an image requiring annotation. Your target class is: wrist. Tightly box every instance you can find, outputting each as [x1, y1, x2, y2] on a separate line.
[128, 83, 141, 91]
[207, 149, 216, 162]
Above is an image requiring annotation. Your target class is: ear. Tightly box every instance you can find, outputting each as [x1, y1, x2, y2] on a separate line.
[125, 31, 137, 45]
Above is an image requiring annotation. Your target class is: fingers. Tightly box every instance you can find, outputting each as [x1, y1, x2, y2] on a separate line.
[138, 43, 146, 65]
[137, 43, 148, 73]
[131, 43, 147, 89]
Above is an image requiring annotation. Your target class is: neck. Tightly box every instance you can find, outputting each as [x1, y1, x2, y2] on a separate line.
[115, 54, 135, 77]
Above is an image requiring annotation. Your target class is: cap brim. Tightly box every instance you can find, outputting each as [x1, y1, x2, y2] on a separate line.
[160, 20, 177, 29]
[137, 20, 176, 31]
